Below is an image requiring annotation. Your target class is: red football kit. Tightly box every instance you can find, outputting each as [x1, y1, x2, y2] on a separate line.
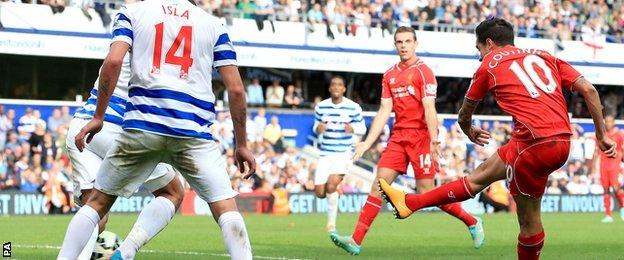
[378, 58, 439, 179]
[598, 129, 624, 187]
[466, 45, 582, 197]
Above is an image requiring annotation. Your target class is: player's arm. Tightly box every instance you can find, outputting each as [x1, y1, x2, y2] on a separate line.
[422, 97, 441, 158]
[95, 42, 129, 121]
[220, 66, 247, 148]
[219, 65, 257, 177]
[459, 67, 491, 146]
[74, 42, 129, 152]
[350, 106, 367, 136]
[352, 97, 392, 160]
[313, 106, 325, 134]
[457, 98, 489, 146]
[573, 77, 616, 157]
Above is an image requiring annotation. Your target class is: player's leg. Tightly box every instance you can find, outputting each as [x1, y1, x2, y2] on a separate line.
[514, 195, 545, 260]
[600, 168, 614, 222]
[60, 130, 164, 259]
[330, 167, 400, 255]
[76, 189, 111, 259]
[379, 151, 507, 217]
[116, 164, 183, 259]
[615, 183, 624, 221]
[409, 134, 484, 249]
[173, 138, 251, 259]
[608, 172, 624, 221]
[313, 157, 330, 198]
[331, 139, 408, 255]
[58, 189, 118, 260]
[415, 179, 477, 226]
[506, 139, 570, 259]
[325, 174, 344, 232]
[65, 117, 111, 259]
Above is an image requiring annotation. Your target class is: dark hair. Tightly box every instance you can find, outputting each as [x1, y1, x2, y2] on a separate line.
[330, 75, 346, 85]
[475, 17, 514, 46]
[394, 26, 417, 41]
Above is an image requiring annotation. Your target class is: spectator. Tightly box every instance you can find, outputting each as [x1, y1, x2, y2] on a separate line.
[284, 84, 303, 108]
[41, 162, 70, 214]
[546, 180, 562, 194]
[263, 115, 282, 145]
[20, 168, 42, 192]
[254, 108, 268, 142]
[0, 106, 13, 150]
[32, 110, 47, 131]
[253, 0, 275, 31]
[265, 80, 285, 108]
[18, 108, 37, 138]
[60, 106, 72, 126]
[40, 134, 58, 162]
[308, 3, 324, 25]
[39, 0, 66, 14]
[28, 123, 46, 155]
[237, 0, 257, 19]
[247, 78, 265, 106]
[566, 174, 590, 194]
[47, 108, 64, 135]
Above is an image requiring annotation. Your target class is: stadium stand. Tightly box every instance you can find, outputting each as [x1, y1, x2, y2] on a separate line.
[0, 1, 623, 216]
[2, 0, 623, 42]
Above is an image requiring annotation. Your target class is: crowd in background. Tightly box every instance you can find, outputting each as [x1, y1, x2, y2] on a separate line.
[3, 0, 623, 43]
[1, 101, 621, 213]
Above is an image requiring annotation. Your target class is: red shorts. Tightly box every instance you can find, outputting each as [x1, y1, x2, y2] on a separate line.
[498, 134, 570, 198]
[600, 168, 620, 187]
[378, 129, 438, 179]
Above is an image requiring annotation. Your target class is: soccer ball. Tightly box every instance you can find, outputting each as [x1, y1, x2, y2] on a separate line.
[91, 231, 122, 260]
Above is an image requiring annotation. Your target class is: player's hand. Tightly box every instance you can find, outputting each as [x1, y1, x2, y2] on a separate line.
[468, 126, 490, 146]
[598, 136, 617, 158]
[235, 147, 257, 179]
[316, 123, 327, 134]
[352, 142, 371, 161]
[430, 140, 441, 161]
[75, 118, 103, 152]
[344, 123, 354, 133]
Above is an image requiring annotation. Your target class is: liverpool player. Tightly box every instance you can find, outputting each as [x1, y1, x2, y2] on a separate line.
[330, 26, 484, 255]
[594, 115, 624, 223]
[380, 17, 617, 260]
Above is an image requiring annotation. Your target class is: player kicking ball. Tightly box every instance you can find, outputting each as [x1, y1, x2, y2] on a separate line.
[594, 115, 624, 223]
[380, 17, 617, 260]
[313, 76, 366, 233]
[330, 26, 484, 256]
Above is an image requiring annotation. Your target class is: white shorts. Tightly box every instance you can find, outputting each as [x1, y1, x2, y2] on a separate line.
[67, 118, 176, 204]
[95, 129, 237, 203]
[314, 154, 352, 185]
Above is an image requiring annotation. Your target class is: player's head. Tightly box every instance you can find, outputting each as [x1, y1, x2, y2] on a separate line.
[329, 75, 346, 99]
[605, 115, 615, 131]
[394, 26, 417, 62]
[475, 17, 515, 61]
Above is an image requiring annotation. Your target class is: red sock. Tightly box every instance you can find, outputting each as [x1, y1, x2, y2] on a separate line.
[439, 202, 478, 226]
[351, 195, 382, 245]
[616, 190, 624, 207]
[406, 177, 475, 211]
[604, 193, 612, 216]
[517, 231, 545, 260]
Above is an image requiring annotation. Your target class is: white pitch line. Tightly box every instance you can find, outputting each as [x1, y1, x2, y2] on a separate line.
[13, 245, 310, 260]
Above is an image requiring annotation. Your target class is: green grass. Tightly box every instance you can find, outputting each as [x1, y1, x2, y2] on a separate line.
[1, 212, 623, 259]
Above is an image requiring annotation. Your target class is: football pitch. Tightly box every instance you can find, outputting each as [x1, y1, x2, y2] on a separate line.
[2, 212, 623, 259]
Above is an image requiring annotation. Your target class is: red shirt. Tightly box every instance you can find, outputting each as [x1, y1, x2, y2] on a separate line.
[599, 129, 624, 171]
[381, 59, 437, 130]
[466, 45, 581, 140]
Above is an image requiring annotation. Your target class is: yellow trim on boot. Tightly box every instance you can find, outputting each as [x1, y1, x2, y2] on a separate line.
[378, 179, 413, 219]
